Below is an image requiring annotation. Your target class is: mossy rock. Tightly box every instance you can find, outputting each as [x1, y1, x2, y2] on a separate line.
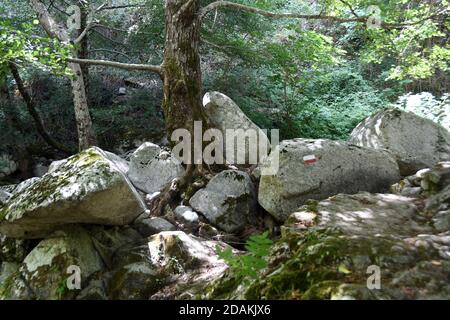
[0, 226, 103, 300]
[0, 147, 146, 239]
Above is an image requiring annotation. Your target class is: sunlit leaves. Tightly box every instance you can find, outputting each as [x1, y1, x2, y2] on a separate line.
[0, 18, 71, 75]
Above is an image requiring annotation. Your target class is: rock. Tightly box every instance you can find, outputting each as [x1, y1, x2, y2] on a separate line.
[133, 217, 176, 237]
[0, 227, 104, 300]
[189, 170, 257, 233]
[0, 190, 12, 206]
[209, 191, 450, 300]
[258, 138, 401, 221]
[203, 92, 270, 167]
[106, 231, 232, 300]
[88, 226, 144, 269]
[0, 262, 19, 287]
[391, 162, 450, 198]
[147, 231, 232, 299]
[0, 154, 18, 178]
[127, 142, 185, 194]
[285, 193, 432, 237]
[0, 235, 29, 262]
[32, 164, 48, 177]
[118, 87, 127, 95]
[349, 109, 450, 176]
[0, 147, 146, 238]
[76, 278, 108, 300]
[12, 177, 39, 194]
[0, 184, 17, 194]
[174, 206, 199, 225]
[433, 211, 450, 232]
[109, 262, 161, 300]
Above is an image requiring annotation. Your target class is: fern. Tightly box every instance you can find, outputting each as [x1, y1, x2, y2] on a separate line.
[217, 232, 273, 283]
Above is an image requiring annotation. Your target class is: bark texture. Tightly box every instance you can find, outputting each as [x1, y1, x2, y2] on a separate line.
[162, 0, 208, 149]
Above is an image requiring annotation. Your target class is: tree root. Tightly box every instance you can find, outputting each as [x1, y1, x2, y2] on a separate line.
[146, 164, 212, 216]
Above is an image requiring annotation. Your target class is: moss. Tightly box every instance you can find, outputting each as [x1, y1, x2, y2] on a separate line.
[301, 280, 342, 299]
[0, 147, 118, 222]
[208, 225, 427, 300]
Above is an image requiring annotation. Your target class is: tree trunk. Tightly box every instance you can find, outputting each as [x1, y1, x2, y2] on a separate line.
[30, 0, 96, 151]
[78, 2, 90, 102]
[69, 52, 97, 151]
[162, 0, 208, 152]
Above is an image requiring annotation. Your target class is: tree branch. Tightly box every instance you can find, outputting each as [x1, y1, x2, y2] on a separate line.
[31, 0, 70, 42]
[99, 4, 145, 11]
[200, 1, 448, 29]
[9, 62, 74, 155]
[200, 1, 366, 23]
[89, 48, 131, 60]
[67, 57, 162, 75]
[74, 22, 97, 44]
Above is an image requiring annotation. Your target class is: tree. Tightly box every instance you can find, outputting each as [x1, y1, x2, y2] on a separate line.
[30, 0, 97, 150]
[0, 15, 75, 154]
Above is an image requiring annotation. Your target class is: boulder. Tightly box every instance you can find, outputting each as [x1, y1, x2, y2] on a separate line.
[0, 262, 19, 288]
[209, 190, 450, 300]
[189, 170, 257, 233]
[203, 92, 270, 167]
[76, 278, 108, 300]
[0, 190, 11, 206]
[108, 262, 161, 300]
[88, 226, 144, 269]
[0, 227, 103, 300]
[349, 109, 450, 175]
[0, 147, 146, 238]
[258, 138, 401, 221]
[174, 205, 199, 226]
[32, 164, 48, 177]
[147, 231, 231, 299]
[133, 216, 176, 237]
[12, 177, 40, 194]
[127, 142, 185, 194]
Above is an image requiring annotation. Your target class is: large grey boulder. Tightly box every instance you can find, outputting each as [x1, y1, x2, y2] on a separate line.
[109, 261, 161, 300]
[189, 170, 257, 233]
[203, 92, 270, 167]
[148, 231, 232, 299]
[349, 109, 450, 176]
[258, 138, 401, 221]
[0, 147, 146, 238]
[127, 142, 185, 194]
[133, 216, 176, 237]
[213, 191, 450, 300]
[0, 227, 103, 300]
[0, 190, 11, 206]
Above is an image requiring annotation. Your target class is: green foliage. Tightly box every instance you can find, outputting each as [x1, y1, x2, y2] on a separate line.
[216, 232, 273, 284]
[0, 17, 70, 75]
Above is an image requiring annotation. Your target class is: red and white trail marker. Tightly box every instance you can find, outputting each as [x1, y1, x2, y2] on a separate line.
[303, 154, 317, 165]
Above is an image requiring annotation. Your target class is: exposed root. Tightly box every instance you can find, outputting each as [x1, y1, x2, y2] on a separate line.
[146, 164, 210, 216]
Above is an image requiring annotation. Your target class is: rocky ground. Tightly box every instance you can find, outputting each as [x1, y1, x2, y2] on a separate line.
[0, 93, 449, 300]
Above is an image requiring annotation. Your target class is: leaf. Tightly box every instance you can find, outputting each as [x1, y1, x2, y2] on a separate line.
[338, 264, 352, 274]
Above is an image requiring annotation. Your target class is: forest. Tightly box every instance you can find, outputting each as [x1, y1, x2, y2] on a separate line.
[0, 0, 449, 302]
